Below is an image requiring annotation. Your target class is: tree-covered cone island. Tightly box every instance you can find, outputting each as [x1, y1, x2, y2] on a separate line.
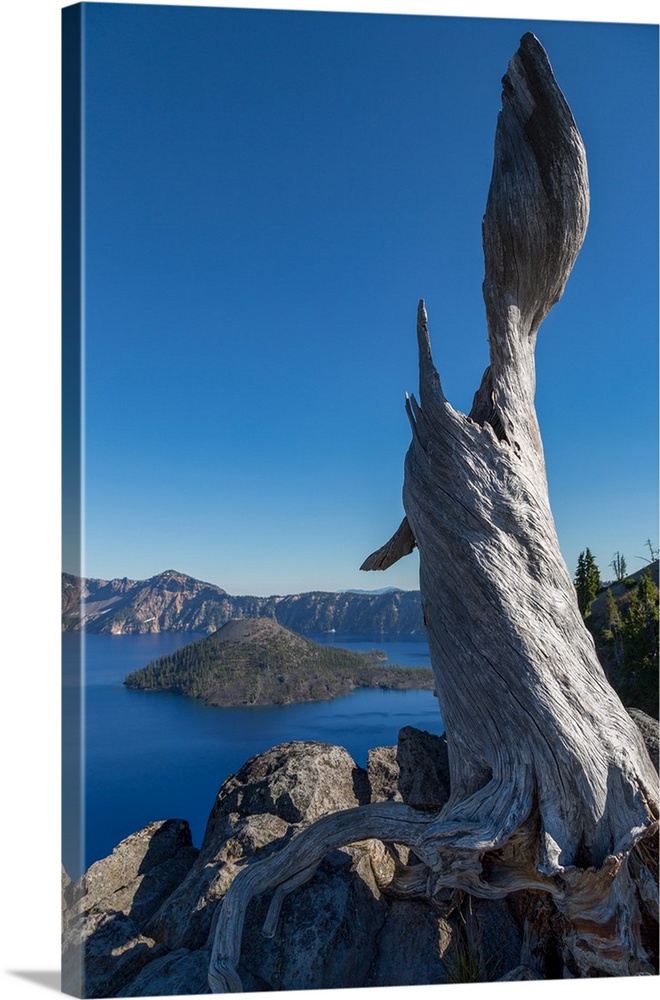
[124, 617, 433, 706]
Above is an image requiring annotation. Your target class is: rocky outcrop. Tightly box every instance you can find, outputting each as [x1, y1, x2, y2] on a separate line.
[368, 898, 453, 986]
[62, 820, 198, 998]
[238, 841, 389, 991]
[396, 725, 450, 808]
[366, 745, 401, 802]
[62, 570, 423, 635]
[144, 742, 372, 952]
[119, 947, 212, 997]
[63, 728, 600, 996]
[365, 726, 451, 808]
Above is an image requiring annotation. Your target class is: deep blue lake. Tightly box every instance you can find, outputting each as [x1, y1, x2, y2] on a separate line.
[62, 631, 441, 878]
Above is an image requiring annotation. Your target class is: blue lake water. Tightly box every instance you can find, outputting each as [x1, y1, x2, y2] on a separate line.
[62, 631, 441, 877]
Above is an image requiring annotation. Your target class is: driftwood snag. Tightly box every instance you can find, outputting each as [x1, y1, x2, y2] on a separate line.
[209, 33, 659, 990]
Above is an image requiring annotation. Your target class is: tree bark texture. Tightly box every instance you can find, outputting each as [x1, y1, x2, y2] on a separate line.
[209, 34, 658, 989]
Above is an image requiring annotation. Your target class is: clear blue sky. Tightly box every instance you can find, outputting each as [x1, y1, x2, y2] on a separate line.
[72, 2, 658, 596]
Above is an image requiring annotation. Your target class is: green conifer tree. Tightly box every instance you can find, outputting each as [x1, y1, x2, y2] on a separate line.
[574, 547, 601, 618]
[602, 587, 624, 668]
[619, 571, 659, 716]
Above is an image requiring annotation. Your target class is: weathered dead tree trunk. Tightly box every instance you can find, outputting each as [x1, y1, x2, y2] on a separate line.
[209, 34, 658, 989]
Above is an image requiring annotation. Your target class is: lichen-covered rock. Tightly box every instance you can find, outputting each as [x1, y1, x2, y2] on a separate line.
[239, 842, 388, 991]
[144, 812, 291, 953]
[368, 728, 451, 808]
[145, 742, 371, 951]
[367, 745, 401, 801]
[202, 741, 369, 840]
[65, 820, 198, 932]
[61, 820, 198, 998]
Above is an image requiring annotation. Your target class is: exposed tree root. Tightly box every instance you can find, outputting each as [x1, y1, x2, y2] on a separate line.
[208, 797, 658, 990]
[208, 802, 430, 992]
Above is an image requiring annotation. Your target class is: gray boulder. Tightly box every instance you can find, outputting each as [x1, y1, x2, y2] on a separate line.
[145, 741, 371, 951]
[118, 947, 212, 997]
[201, 740, 369, 842]
[62, 819, 198, 998]
[368, 727, 453, 807]
[62, 911, 166, 998]
[396, 726, 451, 808]
[368, 899, 453, 986]
[67, 819, 198, 931]
[367, 892, 527, 986]
[239, 841, 388, 991]
[367, 745, 401, 801]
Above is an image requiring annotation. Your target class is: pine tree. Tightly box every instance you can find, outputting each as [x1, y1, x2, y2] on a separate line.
[619, 571, 659, 716]
[574, 548, 601, 618]
[603, 587, 624, 667]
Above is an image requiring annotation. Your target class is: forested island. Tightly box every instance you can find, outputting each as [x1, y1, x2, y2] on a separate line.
[65, 557, 658, 716]
[124, 617, 434, 707]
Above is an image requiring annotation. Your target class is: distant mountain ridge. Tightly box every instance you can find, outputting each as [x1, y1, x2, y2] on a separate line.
[62, 569, 423, 635]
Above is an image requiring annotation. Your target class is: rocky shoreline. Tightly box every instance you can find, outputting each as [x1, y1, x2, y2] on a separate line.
[62, 714, 659, 997]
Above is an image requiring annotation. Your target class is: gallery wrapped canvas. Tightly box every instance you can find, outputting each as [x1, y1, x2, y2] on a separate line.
[61, 2, 659, 997]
